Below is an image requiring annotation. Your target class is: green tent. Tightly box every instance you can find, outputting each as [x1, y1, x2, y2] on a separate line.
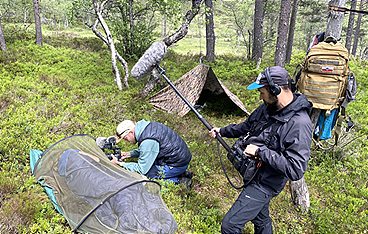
[30, 134, 177, 233]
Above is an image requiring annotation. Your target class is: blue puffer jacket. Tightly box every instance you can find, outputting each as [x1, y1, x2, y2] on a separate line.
[138, 122, 192, 167]
[220, 93, 313, 195]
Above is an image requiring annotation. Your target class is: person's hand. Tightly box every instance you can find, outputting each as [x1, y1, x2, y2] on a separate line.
[110, 155, 120, 165]
[244, 144, 259, 156]
[209, 128, 221, 138]
[120, 151, 131, 160]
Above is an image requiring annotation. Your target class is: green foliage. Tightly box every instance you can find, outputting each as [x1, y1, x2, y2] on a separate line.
[112, 20, 156, 60]
[100, 0, 182, 59]
[307, 155, 368, 233]
[2, 24, 35, 44]
[0, 39, 367, 234]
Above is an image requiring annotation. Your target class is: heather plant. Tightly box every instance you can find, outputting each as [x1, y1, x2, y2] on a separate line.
[0, 38, 367, 233]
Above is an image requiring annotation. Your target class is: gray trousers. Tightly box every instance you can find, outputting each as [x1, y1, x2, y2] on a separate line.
[221, 183, 273, 234]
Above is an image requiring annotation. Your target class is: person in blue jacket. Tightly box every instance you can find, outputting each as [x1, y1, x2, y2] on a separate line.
[209, 66, 313, 234]
[111, 119, 192, 185]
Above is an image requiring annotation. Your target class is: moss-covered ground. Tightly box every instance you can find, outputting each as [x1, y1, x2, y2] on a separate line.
[0, 35, 367, 233]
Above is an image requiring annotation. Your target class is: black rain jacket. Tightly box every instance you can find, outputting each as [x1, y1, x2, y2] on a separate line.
[220, 93, 313, 195]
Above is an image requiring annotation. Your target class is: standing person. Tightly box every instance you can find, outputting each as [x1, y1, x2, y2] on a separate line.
[209, 66, 313, 234]
[111, 119, 193, 186]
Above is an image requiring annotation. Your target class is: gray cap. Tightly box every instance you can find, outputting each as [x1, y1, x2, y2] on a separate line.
[247, 66, 289, 90]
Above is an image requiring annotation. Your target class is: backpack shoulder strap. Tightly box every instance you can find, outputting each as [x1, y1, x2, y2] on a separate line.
[249, 118, 276, 138]
[264, 120, 284, 147]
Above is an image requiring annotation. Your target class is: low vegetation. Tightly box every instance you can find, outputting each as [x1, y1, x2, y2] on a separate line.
[0, 33, 367, 233]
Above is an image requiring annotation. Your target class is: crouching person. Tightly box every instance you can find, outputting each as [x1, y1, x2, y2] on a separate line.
[111, 119, 193, 186]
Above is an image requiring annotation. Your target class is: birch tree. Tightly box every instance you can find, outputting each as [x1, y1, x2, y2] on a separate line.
[92, 0, 128, 90]
[0, 18, 6, 51]
[140, 0, 204, 97]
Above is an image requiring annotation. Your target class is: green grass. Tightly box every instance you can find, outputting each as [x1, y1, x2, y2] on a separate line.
[171, 35, 247, 57]
[0, 35, 367, 234]
[42, 26, 96, 38]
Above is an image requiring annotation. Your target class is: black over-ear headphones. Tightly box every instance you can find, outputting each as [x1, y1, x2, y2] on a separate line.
[264, 67, 281, 96]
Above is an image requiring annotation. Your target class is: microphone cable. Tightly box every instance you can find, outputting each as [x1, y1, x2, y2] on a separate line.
[216, 139, 244, 190]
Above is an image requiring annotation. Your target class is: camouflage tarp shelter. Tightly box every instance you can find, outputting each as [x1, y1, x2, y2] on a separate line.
[150, 64, 250, 117]
[30, 134, 177, 234]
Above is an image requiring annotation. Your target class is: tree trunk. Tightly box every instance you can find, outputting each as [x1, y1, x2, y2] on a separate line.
[305, 24, 313, 51]
[289, 177, 310, 212]
[0, 19, 6, 51]
[325, 0, 347, 40]
[205, 0, 215, 62]
[345, 0, 357, 53]
[33, 0, 43, 45]
[274, 0, 291, 67]
[92, 0, 128, 89]
[285, 0, 299, 64]
[24, 9, 29, 25]
[252, 0, 265, 62]
[248, 30, 252, 60]
[162, 15, 167, 38]
[351, 0, 363, 56]
[128, 0, 134, 55]
[64, 15, 69, 29]
[139, 68, 163, 98]
[288, 111, 321, 212]
[361, 47, 368, 60]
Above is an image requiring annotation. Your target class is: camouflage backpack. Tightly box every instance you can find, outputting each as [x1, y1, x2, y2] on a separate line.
[297, 40, 350, 111]
[296, 39, 356, 145]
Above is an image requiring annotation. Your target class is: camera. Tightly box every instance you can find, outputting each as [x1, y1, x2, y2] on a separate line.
[96, 136, 122, 161]
[227, 134, 261, 185]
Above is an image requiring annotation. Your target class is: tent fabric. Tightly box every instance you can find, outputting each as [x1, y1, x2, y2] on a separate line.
[31, 134, 177, 234]
[149, 64, 250, 117]
[31, 149, 64, 214]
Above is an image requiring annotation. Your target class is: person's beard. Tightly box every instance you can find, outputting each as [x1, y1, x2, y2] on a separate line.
[265, 96, 279, 113]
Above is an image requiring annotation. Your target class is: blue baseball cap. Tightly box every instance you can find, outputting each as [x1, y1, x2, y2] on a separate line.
[247, 72, 266, 90]
[247, 66, 289, 90]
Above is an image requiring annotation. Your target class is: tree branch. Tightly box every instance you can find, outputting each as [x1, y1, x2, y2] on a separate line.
[163, 0, 203, 46]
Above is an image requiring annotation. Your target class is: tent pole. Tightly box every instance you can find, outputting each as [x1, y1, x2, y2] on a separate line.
[72, 180, 160, 232]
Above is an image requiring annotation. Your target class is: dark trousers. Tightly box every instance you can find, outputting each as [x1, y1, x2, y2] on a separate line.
[146, 164, 188, 183]
[221, 184, 273, 234]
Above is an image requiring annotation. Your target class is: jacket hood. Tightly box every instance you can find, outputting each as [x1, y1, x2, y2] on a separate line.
[272, 93, 312, 122]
